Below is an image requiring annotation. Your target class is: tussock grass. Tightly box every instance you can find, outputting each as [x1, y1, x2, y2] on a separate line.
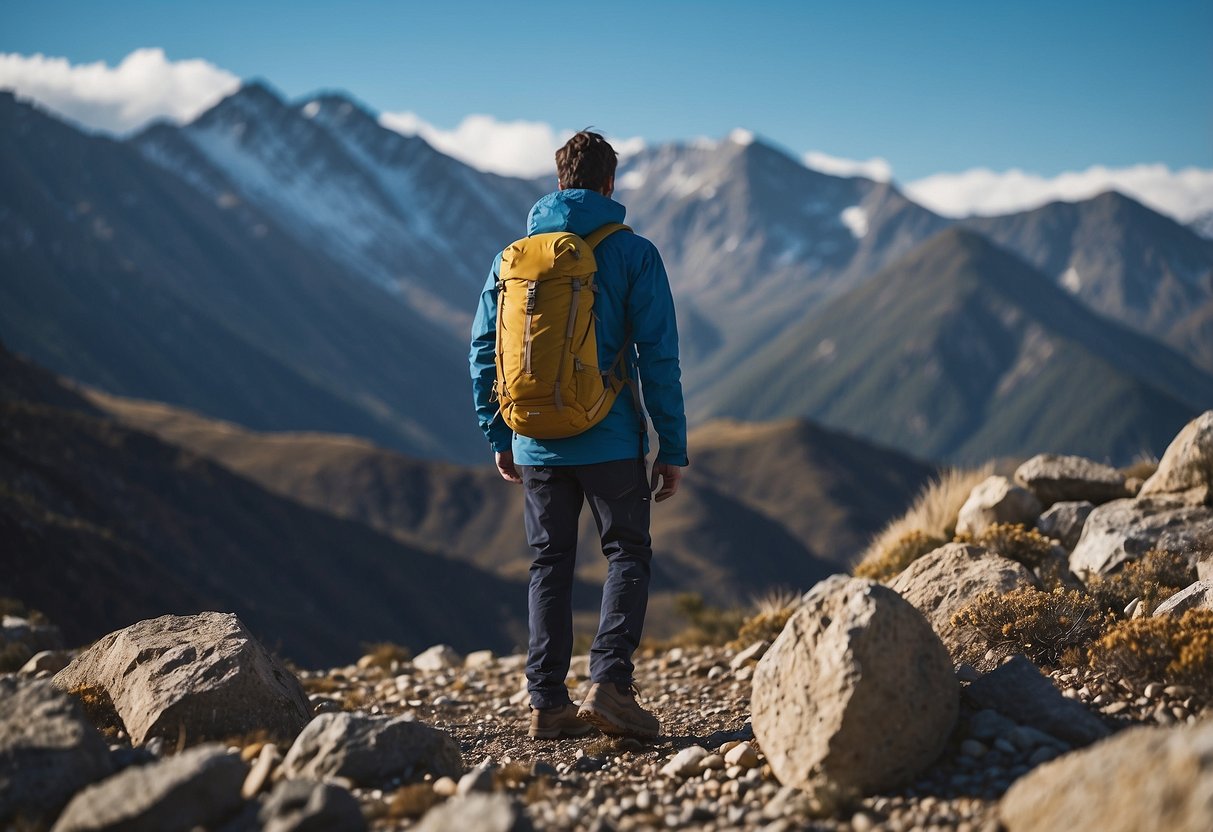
[852, 464, 993, 580]
[1121, 452, 1159, 482]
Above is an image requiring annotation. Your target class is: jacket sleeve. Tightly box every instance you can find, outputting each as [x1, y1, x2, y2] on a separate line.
[628, 242, 689, 466]
[469, 253, 513, 453]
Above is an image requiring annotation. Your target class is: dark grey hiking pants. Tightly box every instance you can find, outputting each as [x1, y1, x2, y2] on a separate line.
[520, 458, 652, 710]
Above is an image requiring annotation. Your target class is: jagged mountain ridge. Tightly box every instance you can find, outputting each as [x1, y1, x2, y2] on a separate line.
[703, 227, 1210, 464]
[962, 192, 1213, 369]
[0, 91, 482, 462]
[133, 82, 542, 333]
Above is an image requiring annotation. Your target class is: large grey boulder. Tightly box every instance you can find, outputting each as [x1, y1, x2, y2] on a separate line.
[0, 678, 113, 823]
[1152, 580, 1213, 617]
[258, 779, 367, 832]
[964, 656, 1109, 748]
[889, 543, 1037, 662]
[751, 576, 958, 798]
[1014, 454, 1128, 506]
[1036, 501, 1094, 551]
[281, 712, 463, 786]
[1139, 411, 1213, 505]
[53, 612, 311, 746]
[50, 744, 247, 832]
[956, 476, 1042, 537]
[1000, 719, 1213, 832]
[1068, 497, 1213, 580]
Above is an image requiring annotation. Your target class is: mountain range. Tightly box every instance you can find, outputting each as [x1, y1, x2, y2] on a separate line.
[3, 81, 1212, 467]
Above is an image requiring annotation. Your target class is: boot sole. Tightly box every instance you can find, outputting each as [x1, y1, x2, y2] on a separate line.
[528, 722, 594, 739]
[576, 705, 659, 739]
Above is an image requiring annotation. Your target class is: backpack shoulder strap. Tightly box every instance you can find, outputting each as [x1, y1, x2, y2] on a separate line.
[583, 223, 632, 250]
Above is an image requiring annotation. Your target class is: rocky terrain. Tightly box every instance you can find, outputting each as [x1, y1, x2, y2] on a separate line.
[5, 411, 1213, 831]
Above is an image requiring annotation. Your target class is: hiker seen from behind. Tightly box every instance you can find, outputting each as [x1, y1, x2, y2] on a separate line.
[469, 130, 688, 740]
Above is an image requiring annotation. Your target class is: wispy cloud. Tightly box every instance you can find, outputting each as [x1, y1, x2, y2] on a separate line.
[0, 48, 239, 134]
[903, 164, 1213, 224]
[803, 150, 893, 183]
[379, 111, 644, 178]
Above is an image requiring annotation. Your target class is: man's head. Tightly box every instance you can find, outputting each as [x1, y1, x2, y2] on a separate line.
[556, 130, 617, 197]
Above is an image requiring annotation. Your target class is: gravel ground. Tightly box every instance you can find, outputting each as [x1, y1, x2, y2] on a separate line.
[294, 644, 1043, 831]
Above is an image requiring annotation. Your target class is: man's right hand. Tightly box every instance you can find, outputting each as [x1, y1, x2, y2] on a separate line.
[649, 462, 683, 502]
[496, 450, 522, 484]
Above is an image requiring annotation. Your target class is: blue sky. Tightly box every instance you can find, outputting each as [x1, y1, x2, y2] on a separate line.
[2, 1, 1211, 219]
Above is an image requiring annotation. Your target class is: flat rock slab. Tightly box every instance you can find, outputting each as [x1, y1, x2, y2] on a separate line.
[1015, 454, 1128, 506]
[1140, 411, 1213, 505]
[1153, 580, 1213, 616]
[964, 656, 1109, 748]
[751, 575, 958, 797]
[1069, 497, 1213, 580]
[0, 678, 113, 823]
[889, 543, 1036, 662]
[1001, 719, 1213, 832]
[282, 712, 464, 786]
[1035, 501, 1094, 551]
[50, 744, 246, 832]
[54, 612, 311, 746]
[956, 476, 1042, 537]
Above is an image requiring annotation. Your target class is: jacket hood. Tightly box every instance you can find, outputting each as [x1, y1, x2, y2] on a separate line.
[527, 189, 627, 237]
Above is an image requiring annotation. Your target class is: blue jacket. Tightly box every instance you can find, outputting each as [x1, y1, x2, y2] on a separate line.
[470, 189, 688, 467]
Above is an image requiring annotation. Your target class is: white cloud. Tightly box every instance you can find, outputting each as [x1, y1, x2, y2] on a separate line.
[0, 48, 240, 134]
[379, 111, 644, 178]
[803, 150, 893, 183]
[904, 164, 1213, 223]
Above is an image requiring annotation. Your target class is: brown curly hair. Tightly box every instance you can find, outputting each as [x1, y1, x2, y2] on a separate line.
[556, 130, 618, 192]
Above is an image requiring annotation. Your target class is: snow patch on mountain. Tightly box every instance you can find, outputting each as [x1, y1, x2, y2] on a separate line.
[840, 206, 869, 238]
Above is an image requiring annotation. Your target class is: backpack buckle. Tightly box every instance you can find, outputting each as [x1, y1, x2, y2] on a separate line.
[525, 282, 538, 315]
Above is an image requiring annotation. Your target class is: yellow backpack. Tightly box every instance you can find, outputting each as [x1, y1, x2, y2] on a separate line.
[494, 222, 632, 439]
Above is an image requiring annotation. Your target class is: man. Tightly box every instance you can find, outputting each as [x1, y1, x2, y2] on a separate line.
[470, 130, 688, 739]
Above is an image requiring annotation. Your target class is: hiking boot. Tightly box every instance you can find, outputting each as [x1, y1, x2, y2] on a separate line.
[577, 682, 660, 738]
[528, 703, 593, 739]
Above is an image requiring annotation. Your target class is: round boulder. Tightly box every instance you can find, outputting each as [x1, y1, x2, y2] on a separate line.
[1140, 411, 1213, 505]
[751, 576, 958, 798]
[956, 476, 1042, 538]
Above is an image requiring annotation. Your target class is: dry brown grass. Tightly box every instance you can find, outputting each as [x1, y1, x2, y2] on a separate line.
[1088, 610, 1213, 693]
[651, 593, 748, 648]
[66, 684, 124, 738]
[359, 641, 411, 670]
[385, 783, 440, 819]
[1120, 453, 1159, 482]
[853, 530, 946, 582]
[852, 465, 993, 579]
[1088, 549, 1196, 616]
[951, 586, 1113, 668]
[958, 523, 1057, 570]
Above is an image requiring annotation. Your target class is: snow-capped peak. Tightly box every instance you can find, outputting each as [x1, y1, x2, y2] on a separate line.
[728, 128, 755, 146]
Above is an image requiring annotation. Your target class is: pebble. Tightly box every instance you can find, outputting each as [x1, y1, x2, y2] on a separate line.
[241, 743, 278, 799]
[959, 740, 987, 758]
[432, 776, 457, 797]
[661, 746, 709, 778]
[724, 741, 759, 769]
